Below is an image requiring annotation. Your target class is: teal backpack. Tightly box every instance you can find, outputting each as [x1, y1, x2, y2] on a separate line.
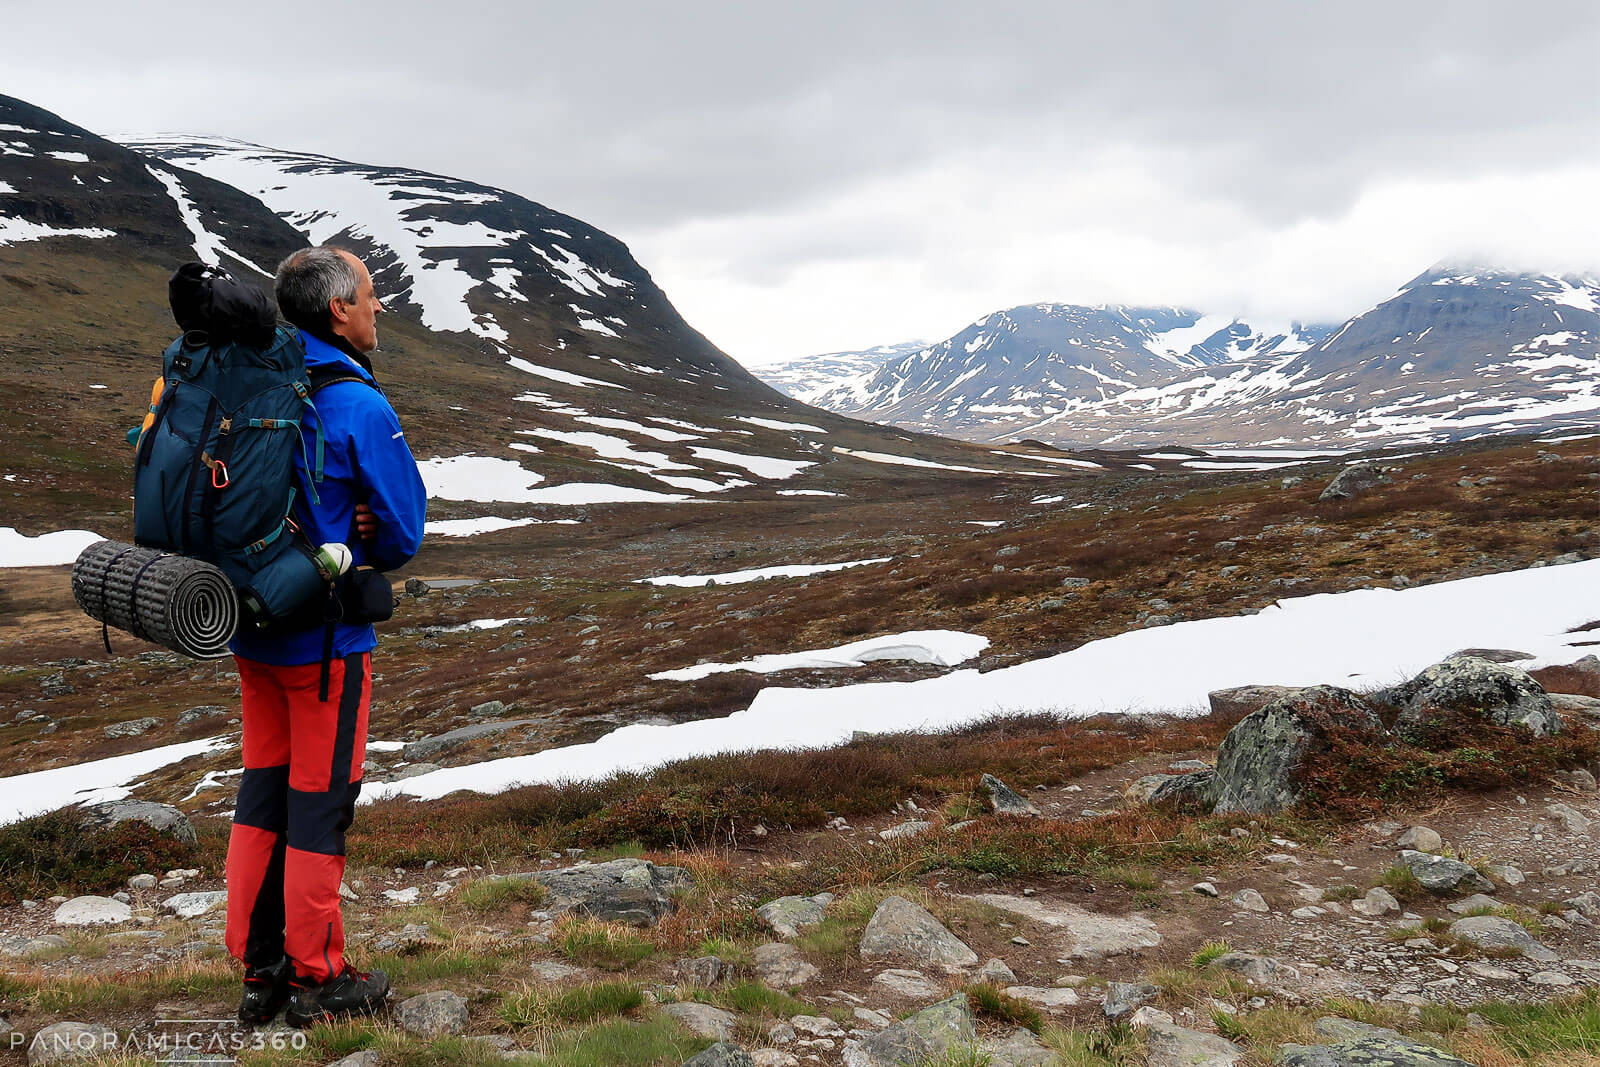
[132, 263, 333, 631]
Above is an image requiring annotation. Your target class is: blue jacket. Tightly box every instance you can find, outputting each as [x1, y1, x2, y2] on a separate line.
[231, 332, 427, 665]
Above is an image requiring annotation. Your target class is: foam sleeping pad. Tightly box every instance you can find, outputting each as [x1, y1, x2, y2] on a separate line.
[72, 539, 238, 659]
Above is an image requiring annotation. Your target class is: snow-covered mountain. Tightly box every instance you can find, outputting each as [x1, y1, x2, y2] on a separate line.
[791, 270, 1600, 448]
[757, 340, 929, 404]
[118, 134, 750, 382]
[3, 93, 1017, 528]
[800, 304, 1331, 439]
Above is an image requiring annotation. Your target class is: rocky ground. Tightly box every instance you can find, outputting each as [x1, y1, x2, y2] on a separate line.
[3, 655, 1599, 1066]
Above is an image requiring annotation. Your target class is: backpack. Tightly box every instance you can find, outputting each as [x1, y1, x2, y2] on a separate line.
[133, 263, 331, 632]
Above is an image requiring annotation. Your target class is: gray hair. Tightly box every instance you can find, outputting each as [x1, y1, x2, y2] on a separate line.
[274, 246, 360, 333]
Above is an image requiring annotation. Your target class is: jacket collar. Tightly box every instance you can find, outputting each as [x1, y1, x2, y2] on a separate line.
[299, 330, 377, 383]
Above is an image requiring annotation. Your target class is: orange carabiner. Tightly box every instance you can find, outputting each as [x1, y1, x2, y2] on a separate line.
[211, 461, 230, 489]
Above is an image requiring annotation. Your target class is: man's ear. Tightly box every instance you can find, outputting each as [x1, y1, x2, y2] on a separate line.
[328, 296, 351, 328]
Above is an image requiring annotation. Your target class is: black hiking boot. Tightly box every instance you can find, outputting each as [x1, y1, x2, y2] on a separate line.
[284, 964, 390, 1029]
[238, 956, 293, 1025]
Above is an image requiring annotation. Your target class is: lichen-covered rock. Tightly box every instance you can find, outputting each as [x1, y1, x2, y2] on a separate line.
[530, 858, 691, 926]
[752, 942, 820, 988]
[1385, 655, 1562, 737]
[1102, 981, 1160, 1019]
[1214, 952, 1299, 988]
[1318, 464, 1390, 501]
[756, 893, 833, 938]
[1146, 1020, 1244, 1066]
[161, 891, 226, 919]
[393, 990, 469, 1036]
[1448, 915, 1557, 961]
[1397, 851, 1495, 895]
[1148, 769, 1219, 809]
[1125, 774, 1175, 804]
[1276, 1037, 1474, 1065]
[674, 954, 725, 986]
[981, 773, 1041, 816]
[681, 1043, 756, 1067]
[859, 896, 978, 972]
[1207, 684, 1301, 718]
[843, 994, 973, 1067]
[1212, 686, 1383, 813]
[979, 1027, 1055, 1067]
[663, 1002, 738, 1040]
[76, 799, 197, 846]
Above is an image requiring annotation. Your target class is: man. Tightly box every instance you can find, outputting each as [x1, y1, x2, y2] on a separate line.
[225, 246, 427, 1028]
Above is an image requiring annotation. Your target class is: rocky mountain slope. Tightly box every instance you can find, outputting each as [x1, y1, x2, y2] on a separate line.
[785, 305, 1331, 439]
[760, 341, 928, 405]
[783, 269, 1600, 449]
[1, 94, 1046, 542]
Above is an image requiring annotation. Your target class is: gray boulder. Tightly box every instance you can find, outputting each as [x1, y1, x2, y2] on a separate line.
[1212, 686, 1384, 813]
[1385, 656, 1562, 737]
[752, 942, 820, 988]
[681, 1043, 755, 1067]
[52, 896, 131, 926]
[663, 1002, 738, 1040]
[675, 956, 727, 986]
[1103, 980, 1160, 1019]
[404, 718, 539, 761]
[1147, 1020, 1244, 1066]
[27, 1021, 118, 1065]
[76, 799, 197, 846]
[161, 891, 227, 919]
[981, 773, 1041, 816]
[1319, 464, 1390, 502]
[1397, 851, 1495, 895]
[1276, 1037, 1473, 1065]
[979, 1027, 1055, 1067]
[176, 704, 230, 727]
[843, 994, 973, 1067]
[530, 858, 691, 926]
[103, 716, 162, 739]
[328, 1053, 382, 1067]
[1314, 1018, 1408, 1043]
[1214, 952, 1299, 988]
[859, 896, 978, 972]
[394, 990, 468, 1037]
[756, 893, 832, 938]
[1448, 915, 1557, 961]
[1149, 769, 1219, 809]
[1208, 684, 1301, 718]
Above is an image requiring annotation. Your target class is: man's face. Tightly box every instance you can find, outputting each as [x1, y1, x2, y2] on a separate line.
[331, 251, 383, 353]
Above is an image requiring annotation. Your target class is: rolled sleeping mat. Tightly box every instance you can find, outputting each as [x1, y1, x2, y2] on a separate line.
[71, 539, 238, 659]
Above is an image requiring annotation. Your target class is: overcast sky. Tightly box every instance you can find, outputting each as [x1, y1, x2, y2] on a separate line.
[9, 1, 1600, 366]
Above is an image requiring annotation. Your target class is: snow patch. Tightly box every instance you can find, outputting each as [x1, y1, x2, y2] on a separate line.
[650, 630, 989, 682]
[640, 558, 891, 587]
[0, 527, 105, 567]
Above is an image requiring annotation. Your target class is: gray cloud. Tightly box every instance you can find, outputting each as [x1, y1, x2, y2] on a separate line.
[7, 0, 1599, 361]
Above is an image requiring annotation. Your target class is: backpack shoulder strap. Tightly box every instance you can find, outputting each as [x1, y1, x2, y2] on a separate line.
[307, 365, 378, 396]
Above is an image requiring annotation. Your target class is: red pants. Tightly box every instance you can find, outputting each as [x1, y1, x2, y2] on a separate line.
[225, 653, 370, 983]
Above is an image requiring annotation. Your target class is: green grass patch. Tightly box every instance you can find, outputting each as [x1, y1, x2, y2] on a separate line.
[8, 958, 236, 1015]
[923, 1048, 994, 1067]
[459, 874, 547, 914]
[556, 920, 657, 971]
[522, 1013, 711, 1066]
[1321, 884, 1362, 902]
[1189, 940, 1231, 968]
[1475, 989, 1600, 1056]
[371, 946, 516, 986]
[1042, 1022, 1147, 1066]
[501, 981, 644, 1029]
[1372, 863, 1427, 902]
[693, 937, 753, 969]
[965, 982, 1043, 1033]
[696, 979, 810, 1019]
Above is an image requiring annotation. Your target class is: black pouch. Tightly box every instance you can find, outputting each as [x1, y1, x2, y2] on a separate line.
[338, 566, 395, 624]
